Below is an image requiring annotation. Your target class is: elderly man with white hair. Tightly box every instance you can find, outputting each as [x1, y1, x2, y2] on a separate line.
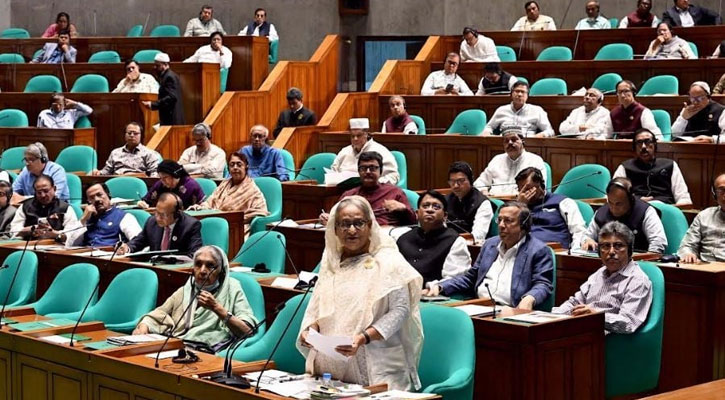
[330, 118, 400, 185]
[178, 123, 227, 178]
[240, 124, 290, 181]
[671, 81, 725, 143]
[559, 88, 614, 139]
[141, 52, 185, 125]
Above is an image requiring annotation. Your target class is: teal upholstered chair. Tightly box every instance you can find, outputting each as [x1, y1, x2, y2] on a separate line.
[220, 67, 229, 92]
[554, 164, 611, 200]
[543, 161, 552, 191]
[232, 231, 286, 274]
[126, 24, 144, 37]
[268, 40, 279, 64]
[279, 149, 296, 180]
[0, 251, 39, 307]
[230, 294, 311, 373]
[403, 189, 420, 211]
[516, 76, 529, 85]
[487, 198, 504, 237]
[250, 177, 282, 234]
[24, 75, 62, 92]
[575, 199, 595, 225]
[56, 145, 98, 174]
[133, 49, 161, 63]
[419, 306, 475, 400]
[149, 24, 180, 37]
[594, 43, 634, 60]
[605, 261, 664, 398]
[1, 146, 26, 170]
[295, 153, 336, 183]
[638, 75, 679, 96]
[71, 74, 110, 93]
[529, 78, 567, 95]
[75, 116, 92, 128]
[496, 45, 517, 61]
[0, 53, 25, 63]
[0, 109, 29, 127]
[688, 41, 699, 58]
[392, 150, 407, 189]
[229, 272, 266, 346]
[66, 173, 82, 207]
[70, 204, 82, 221]
[126, 209, 151, 227]
[106, 176, 148, 200]
[649, 201, 688, 254]
[591, 72, 623, 94]
[195, 177, 218, 197]
[201, 217, 230, 254]
[445, 109, 487, 135]
[46, 268, 158, 333]
[410, 115, 426, 134]
[0, 28, 30, 39]
[608, 18, 619, 28]
[536, 46, 572, 61]
[88, 50, 121, 63]
[25, 263, 99, 315]
[651, 109, 672, 141]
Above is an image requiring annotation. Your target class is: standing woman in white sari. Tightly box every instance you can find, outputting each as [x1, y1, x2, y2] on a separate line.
[297, 196, 424, 391]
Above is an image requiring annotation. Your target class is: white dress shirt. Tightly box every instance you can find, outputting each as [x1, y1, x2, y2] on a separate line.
[237, 23, 279, 42]
[476, 75, 518, 96]
[613, 161, 693, 205]
[178, 144, 227, 178]
[483, 103, 555, 137]
[330, 139, 400, 185]
[424, 236, 472, 289]
[575, 16, 611, 30]
[420, 70, 473, 96]
[473, 150, 547, 196]
[10, 203, 81, 239]
[511, 15, 557, 31]
[66, 212, 142, 247]
[478, 237, 526, 306]
[555, 197, 588, 250]
[559, 105, 614, 139]
[184, 44, 232, 69]
[677, 7, 695, 27]
[472, 200, 494, 243]
[582, 206, 668, 253]
[671, 108, 725, 143]
[112, 73, 159, 94]
[618, 15, 660, 28]
[460, 36, 500, 62]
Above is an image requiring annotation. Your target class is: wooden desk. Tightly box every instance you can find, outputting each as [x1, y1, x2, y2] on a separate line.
[271, 220, 327, 274]
[641, 379, 725, 399]
[0, 127, 95, 159]
[281, 181, 344, 220]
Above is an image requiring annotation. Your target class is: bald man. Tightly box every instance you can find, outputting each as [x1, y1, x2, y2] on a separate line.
[559, 88, 613, 139]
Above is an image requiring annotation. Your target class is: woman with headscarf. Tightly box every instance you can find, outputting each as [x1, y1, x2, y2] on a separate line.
[133, 245, 256, 352]
[42, 12, 79, 38]
[139, 159, 205, 209]
[297, 196, 424, 390]
[644, 22, 695, 60]
[188, 152, 268, 236]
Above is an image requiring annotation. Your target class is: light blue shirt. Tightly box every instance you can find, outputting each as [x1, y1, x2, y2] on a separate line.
[575, 16, 611, 30]
[240, 145, 289, 181]
[12, 161, 70, 201]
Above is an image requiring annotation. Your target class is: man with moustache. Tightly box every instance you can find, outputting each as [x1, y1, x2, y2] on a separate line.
[610, 80, 662, 139]
[559, 88, 613, 139]
[420, 52, 473, 96]
[330, 118, 400, 185]
[482, 81, 554, 137]
[141, 53, 185, 125]
[445, 161, 494, 243]
[619, 0, 660, 28]
[677, 172, 725, 263]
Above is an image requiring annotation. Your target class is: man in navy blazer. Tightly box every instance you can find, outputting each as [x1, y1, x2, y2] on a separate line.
[424, 201, 553, 310]
[118, 192, 202, 258]
[31, 30, 76, 64]
[662, 0, 721, 26]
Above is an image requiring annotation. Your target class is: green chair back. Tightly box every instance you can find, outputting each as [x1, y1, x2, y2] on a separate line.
[149, 24, 180, 37]
[312, 261, 321, 273]
[496, 45, 517, 62]
[575, 199, 595, 225]
[651, 109, 672, 141]
[126, 24, 143, 37]
[88, 50, 121, 63]
[195, 177, 218, 197]
[0, 28, 30, 39]
[0, 109, 29, 127]
[638, 75, 679, 96]
[133, 49, 161, 63]
[70, 74, 110, 93]
[220, 67, 229, 93]
[125, 209, 151, 227]
[516, 76, 529, 85]
[649, 201, 688, 254]
[591, 72, 623, 94]
[269, 39, 279, 64]
[70, 203, 82, 221]
[295, 153, 336, 183]
[594, 43, 633, 60]
[688, 41, 698, 58]
[229, 272, 267, 346]
[27, 263, 99, 315]
[106, 176, 148, 200]
[24, 75, 62, 93]
[75, 116, 92, 128]
[543, 161, 552, 191]
[233, 231, 286, 274]
[201, 217, 229, 254]
[529, 78, 568, 96]
[250, 177, 282, 234]
[445, 109, 487, 135]
[0, 251, 38, 307]
[279, 149, 296, 180]
[391, 150, 407, 189]
[0, 53, 25, 63]
[1, 146, 26, 170]
[231, 294, 311, 373]
[609, 18, 619, 28]
[56, 145, 98, 174]
[66, 173, 82, 207]
[605, 261, 664, 397]
[419, 306, 475, 400]
[32, 49, 44, 61]
[536, 46, 572, 61]
[410, 114, 426, 134]
[403, 189, 420, 211]
[487, 198, 504, 237]
[554, 164, 612, 199]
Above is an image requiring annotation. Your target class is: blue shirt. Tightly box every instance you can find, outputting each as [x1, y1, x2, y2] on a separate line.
[13, 161, 70, 201]
[240, 145, 289, 181]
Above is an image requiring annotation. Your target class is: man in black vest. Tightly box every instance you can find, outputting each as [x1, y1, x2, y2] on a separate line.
[476, 63, 518, 95]
[671, 81, 725, 143]
[272, 87, 316, 137]
[613, 129, 693, 205]
[397, 190, 471, 290]
[581, 177, 667, 253]
[141, 53, 185, 125]
[9, 175, 81, 241]
[237, 8, 279, 41]
[445, 161, 494, 243]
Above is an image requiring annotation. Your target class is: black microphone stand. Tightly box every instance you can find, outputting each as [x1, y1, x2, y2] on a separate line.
[0, 226, 35, 327]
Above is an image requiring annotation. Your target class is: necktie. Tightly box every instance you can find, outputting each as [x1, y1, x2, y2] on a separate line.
[161, 227, 171, 250]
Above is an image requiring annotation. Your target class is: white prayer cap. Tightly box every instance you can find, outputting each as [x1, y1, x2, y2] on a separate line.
[154, 52, 171, 63]
[349, 118, 370, 130]
[691, 81, 711, 95]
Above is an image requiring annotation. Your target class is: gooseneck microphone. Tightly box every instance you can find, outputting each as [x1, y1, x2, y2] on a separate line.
[484, 282, 497, 319]
[586, 183, 607, 196]
[563, 211, 571, 255]
[276, 235, 314, 290]
[0, 226, 35, 327]
[446, 219, 478, 245]
[550, 171, 603, 191]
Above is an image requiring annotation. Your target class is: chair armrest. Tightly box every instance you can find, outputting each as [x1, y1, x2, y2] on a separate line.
[422, 368, 474, 394]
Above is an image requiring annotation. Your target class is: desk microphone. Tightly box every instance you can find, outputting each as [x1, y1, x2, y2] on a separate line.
[446, 219, 479, 245]
[484, 282, 497, 319]
[276, 235, 314, 290]
[550, 171, 603, 191]
[586, 183, 607, 196]
[0, 226, 34, 327]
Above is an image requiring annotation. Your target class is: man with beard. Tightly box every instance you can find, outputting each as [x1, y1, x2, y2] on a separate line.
[559, 88, 613, 139]
[141, 53, 185, 125]
[10, 175, 80, 241]
[241, 124, 289, 181]
[671, 81, 725, 142]
[330, 118, 400, 185]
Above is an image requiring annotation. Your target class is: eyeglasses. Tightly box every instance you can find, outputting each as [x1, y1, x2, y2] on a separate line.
[714, 188, 725, 196]
[155, 210, 174, 218]
[599, 242, 628, 251]
[617, 89, 633, 95]
[229, 161, 245, 168]
[634, 139, 655, 146]
[22, 157, 39, 164]
[358, 165, 380, 172]
[689, 95, 706, 103]
[420, 202, 443, 211]
[448, 178, 468, 186]
[335, 219, 368, 230]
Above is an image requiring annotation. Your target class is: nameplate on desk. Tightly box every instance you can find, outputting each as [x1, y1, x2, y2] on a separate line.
[106, 333, 166, 346]
[566, 249, 599, 258]
[11, 318, 77, 332]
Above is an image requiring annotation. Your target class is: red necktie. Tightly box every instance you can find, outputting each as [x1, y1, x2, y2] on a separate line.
[161, 227, 171, 250]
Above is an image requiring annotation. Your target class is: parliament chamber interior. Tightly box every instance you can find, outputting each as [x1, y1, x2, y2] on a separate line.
[2, 0, 725, 399]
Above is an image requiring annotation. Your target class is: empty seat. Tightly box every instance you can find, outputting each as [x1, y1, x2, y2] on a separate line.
[0, 28, 30, 39]
[0, 53, 25, 63]
[536, 46, 572, 61]
[133, 49, 161, 63]
[638, 75, 679, 96]
[70, 74, 110, 93]
[0, 109, 29, 127]
[126, 24, 143, 37]
[594, 43, 634, 60]
[591, 72, 623, 94]
[88, 50, 121, 63]
[554, 164, 612, 199]
[106, 176, 148, 200]
[529, 78, 567, 95]
[56, 145, 98, 174]
[496, 45, 517, 61]
[445, 109, 487, 135]
[295, 153, 336, 184]
[1, 146, 26, 170]
[149, 24, 180, 37]
[651, 109, 672, 141]
[24, 75, 62, 92]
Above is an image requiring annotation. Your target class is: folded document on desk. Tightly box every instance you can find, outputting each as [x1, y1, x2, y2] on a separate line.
[107, 333, 166, 346]
[454, 304, 497, 317]
[503, 311, 571, 324]
[306, 329, 352, 362]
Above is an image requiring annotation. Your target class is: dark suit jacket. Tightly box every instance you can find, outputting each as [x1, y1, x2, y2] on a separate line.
[440, 234, 553, 306]
[127, 212, 202, 257]
[151, 69, 185, 125]
[272, 106, 316, 137]
[662, 5, 721, 26]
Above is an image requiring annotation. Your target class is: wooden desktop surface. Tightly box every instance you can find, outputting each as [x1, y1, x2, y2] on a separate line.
[641, 379, 725, 399]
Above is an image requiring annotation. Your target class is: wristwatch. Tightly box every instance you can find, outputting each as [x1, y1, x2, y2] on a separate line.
[223, 311, 233, 324]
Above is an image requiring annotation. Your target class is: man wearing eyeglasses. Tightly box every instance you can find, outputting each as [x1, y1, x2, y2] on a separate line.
[610, 80, 662, 139]
[553, 221, 653, 334]
[423, 201, 553, 311]
[112, 60, 159, 94]
[10, 174, 80, 241]
[0, 181, 16, 237]
[420, 52, 473, 96]
[613, 128, 693, 205]
[397, 190, 471, 290]
[445, 161, 494, 243]
[671, 81, 725, 143]
[12, 142, 70, 203]
[330, 118, 400, 185]
[36, 93, 92, 129]
[94, 122, 158, 176]
[237, 8, 279, 41]
[678, 172, 725, 263]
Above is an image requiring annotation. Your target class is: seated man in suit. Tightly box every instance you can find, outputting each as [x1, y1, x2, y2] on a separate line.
[9, 174, 80, 241]
[423, 201, 554, 311]
[553, 221, 653, 334]
[272, 87, 316, 137]
[662, 0, 721, 27]
[678, 172, 725, 263]
[119, 192, 202, 257]
[66, 183, 142, 247]
[30, 29, 76, 63]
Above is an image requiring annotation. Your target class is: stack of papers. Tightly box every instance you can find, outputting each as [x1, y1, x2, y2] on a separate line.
[323, 168, 358, 186]
[503, 311, 571, 324]
[74, 249, 116, 258]
[454, 304, 497, 317]
[40, 333, 91, 344]
[243, 369, 300, 385]
[106, 333, 166, 346]
[145, 349, 178, 359]
[310, 384, 370, 399]
[568, 249, 600, 258]
[306, 329, 351, 362]
[370, 390, 438, 399]
[271, 271, 319, 289]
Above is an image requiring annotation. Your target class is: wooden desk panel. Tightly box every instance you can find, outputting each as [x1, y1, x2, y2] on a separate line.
[0, 127, 95, 159]
[281, 181, 345, 220]
[272, 221, 326, 274]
